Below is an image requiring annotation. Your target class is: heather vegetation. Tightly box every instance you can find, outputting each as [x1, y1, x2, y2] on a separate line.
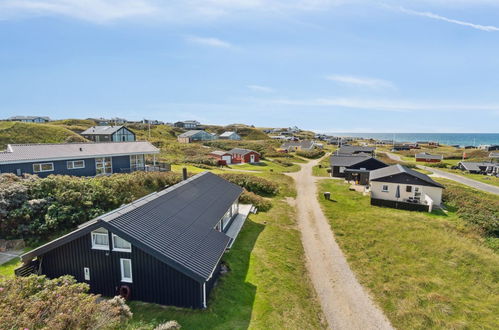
[0, 275, 132, 329]
[220, 173, 279, 196]
[296, 149, 325, 159]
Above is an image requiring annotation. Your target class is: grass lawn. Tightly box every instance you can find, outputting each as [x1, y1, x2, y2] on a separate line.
[0, 258, 21, 278]
[128, 172, 324, 329]
[433, 168, 499, 187]
[317, 179, 499, 329]
[312, 155, 331, 177]
[228, 160, 300, 173]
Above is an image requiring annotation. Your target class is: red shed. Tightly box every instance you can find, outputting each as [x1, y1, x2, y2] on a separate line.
[228, 148, 260, 164]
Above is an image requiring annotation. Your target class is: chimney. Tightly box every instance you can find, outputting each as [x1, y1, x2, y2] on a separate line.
[182, 167, 188, 181]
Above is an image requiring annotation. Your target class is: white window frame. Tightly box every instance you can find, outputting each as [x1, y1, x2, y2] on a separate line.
[67, 160, 85, 170]
[95, 157, 113, 176]
[33, 162, 54, 173]
[382, 185, 389, 192]
[120, 258, 133, 283]
[91, 228, 109, 250]
[112, 234, 132, 252]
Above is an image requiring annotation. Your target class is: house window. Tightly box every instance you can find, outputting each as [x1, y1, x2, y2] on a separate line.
[130, 154, 145, 171]
[112, 234, 132, 252]
[84, 267, 90, 281]
[221, 209, 232, 231]
[67, 160, 85, 170]
[382, 185, 389, 192]
[91, 228, 109, 250]
[95, 157, 112, 175]
[33, 163, 54, 173]
[120, 258, 133, 283]
[406, 185, 412, 192]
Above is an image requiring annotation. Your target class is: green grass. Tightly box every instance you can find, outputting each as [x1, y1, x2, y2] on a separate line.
[312, 155, 331, 177]
[0, 258, 21, 278]
[227, 160, 300, 173]
[0, 121, 87, 149]
[432, 168, 499, 187]
[127, 172, 323, 329]
[317, 179, 499, 329]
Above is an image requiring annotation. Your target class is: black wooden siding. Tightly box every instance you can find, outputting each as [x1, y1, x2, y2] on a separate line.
[40, 231, 206, 308]
[371, 198, 429, 212]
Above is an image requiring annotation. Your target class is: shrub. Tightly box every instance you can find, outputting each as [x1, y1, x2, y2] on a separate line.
[239, 190, 272, 212]
[443, 184, 499, 237]
[273, 159, 294, 167]
[0, 275, 132, 329]
[0, 172, 183, 240]
[296, 149, 325, 159]
[219, 173, 279, 196]
[426, 162, 448, 168]
[154, 320, 182, 330]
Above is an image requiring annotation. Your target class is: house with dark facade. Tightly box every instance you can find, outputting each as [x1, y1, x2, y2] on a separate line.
[16, 172, 250, 309]
[369, 164, 444, 212]
[335, 146, 375, 156]
[177, 130, 216, 143]
[0, 141, 159, 177]
[81, 126, 136, 142]
[457, 161, 498, 175]
[7, 116, 50, 123]
[174, 120, 201, 129]
[415, 152, 443, 163]
[330, 155, 387, 185]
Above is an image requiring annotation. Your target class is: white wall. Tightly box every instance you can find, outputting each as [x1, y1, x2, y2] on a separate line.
[371, 181, 442, 206]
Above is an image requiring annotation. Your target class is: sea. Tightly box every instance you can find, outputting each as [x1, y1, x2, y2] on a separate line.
[327, 133, 499, 147]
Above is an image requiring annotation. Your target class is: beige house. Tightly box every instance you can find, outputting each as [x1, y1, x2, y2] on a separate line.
[369, 164, 444, 212]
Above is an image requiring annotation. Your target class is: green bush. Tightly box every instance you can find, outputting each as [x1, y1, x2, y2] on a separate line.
[273, 158, 294, 167]
[426, 162, 448, 168]
[443, 185, 499, 237]
[220, 173, 279, 196]
[296, 149, 325, 159]
[239, 190, 272, 212]
[0, 275, 132, 329]
[0, 172, 182, 240]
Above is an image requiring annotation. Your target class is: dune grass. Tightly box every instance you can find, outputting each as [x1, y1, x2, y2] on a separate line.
[227, 160, 300, 173]
[0, 121, 87, 149]
[317, 179, 499, 329]
[128, 172, 324, 329]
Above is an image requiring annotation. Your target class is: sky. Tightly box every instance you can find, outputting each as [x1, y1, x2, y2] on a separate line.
[0, 0, 499, 133]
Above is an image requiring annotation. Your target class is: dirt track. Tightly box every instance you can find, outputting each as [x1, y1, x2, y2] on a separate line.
[286, 159, 393, 330]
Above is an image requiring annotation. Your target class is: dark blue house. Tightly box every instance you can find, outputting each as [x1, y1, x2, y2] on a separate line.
[0, 141, 160, 177]
[17, 172, 250, 308]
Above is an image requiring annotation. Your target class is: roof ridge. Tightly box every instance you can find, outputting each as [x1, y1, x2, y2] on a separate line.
[8, 141, 148, 147]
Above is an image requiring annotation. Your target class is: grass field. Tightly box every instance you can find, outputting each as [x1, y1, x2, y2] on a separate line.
[0, 121, 87, 149]
[128, 173, 324, 329]
[312, 155, 331, 177]
[227, 160, 300, 173]
[317, 179, 499, 329]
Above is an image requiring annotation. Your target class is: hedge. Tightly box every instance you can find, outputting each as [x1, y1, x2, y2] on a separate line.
[296, 149, 325, 159]
[239, 190, 272, 212]
[219, 173, 279, 196]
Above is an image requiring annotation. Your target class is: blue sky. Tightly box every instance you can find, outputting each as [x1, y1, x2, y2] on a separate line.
[0, 0, 498, 133]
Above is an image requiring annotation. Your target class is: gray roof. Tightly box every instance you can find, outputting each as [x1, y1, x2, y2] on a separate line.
[370, 164, 444, 188]
[178, 130, 207, 138]
[21, 172, 243, 283]
[81, 126, 127, 135]
[336, 146, 375, 155]
[228, 148, 259, 156]
[0, 141, 159, 164]
[490, 152, 499, 158]
[220, 131, 238, 137]
[458, 162, 497, 172]
[415, 152, 443, 160]
[210, 150, 230, 156]
[330, 155, 371, 167]
[280, 140, 315, 150]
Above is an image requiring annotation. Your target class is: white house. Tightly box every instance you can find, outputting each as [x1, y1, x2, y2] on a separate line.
[219, 131, 241, 140]
[369, 164, 444, 212]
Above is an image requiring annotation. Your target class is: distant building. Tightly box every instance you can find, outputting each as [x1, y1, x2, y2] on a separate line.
[335, 146, 375, 156]
[177, 130, 216, 143]
[457, 161, 498, 175]
[142, 119, 164, 125]
[7, 116, 50, 123]
[81, 126, 136, 142]
[0, 141, 159, 177]
[227, 148, 260, 164]
[219, 131, 241, 140]
[110, 117, 128, 125]
[330, 155, 387, 185]
[280, 140, 317, 152]
[87, 118, 111, 126]
[174, 120, 201, 129]
[415, 152, 443, 163]
[490, 152, 499, 159]
[370, 164, 444, 212]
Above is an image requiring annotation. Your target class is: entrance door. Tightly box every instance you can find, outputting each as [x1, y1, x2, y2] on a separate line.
[250, 154, 255, 163]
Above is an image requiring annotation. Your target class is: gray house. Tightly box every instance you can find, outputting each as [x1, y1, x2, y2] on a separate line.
[81, 126, 136, 142]
[335, 146, 375, 156]
[219, 131, 241, 140]
[7, 116, 50, 123]
[178, 130, 216, 143]
[0, 141, 160, 177]
[174, 121, 201, 129]
[457, 161, 498, 175]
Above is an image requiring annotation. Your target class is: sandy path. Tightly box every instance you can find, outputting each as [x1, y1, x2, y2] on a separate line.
[286, 158, 393, 330]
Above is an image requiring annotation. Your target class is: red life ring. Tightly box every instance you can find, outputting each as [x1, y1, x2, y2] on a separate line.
[119, 285, 131, 300]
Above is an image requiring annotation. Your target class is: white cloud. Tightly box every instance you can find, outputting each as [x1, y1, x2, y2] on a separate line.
[267, 97, 499, 112]
[0, 0, 157, 23]
[326, 75, 395, 89]
[186, 36, 233, 48]
[398, 6, 499, 32]
[247, 85, 274, 93]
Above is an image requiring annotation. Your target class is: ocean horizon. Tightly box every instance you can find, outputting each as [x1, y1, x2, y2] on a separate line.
[326, 133, 499, 147]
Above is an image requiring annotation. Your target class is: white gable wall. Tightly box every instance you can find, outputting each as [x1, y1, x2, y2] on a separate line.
[371, 181, 442, 206]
